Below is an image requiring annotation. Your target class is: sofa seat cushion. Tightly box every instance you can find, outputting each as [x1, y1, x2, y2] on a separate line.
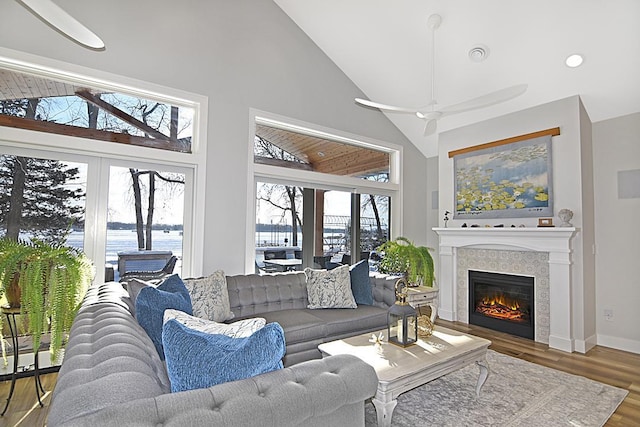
[236, 309, 326, 345]
[306, 305, 388, 337]
[261, 310, 328, 344]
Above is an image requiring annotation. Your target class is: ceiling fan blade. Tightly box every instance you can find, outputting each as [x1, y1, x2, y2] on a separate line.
[355, 98, 417, 114]
[439, 84, 528, 115]
[17, 0, 105, 49]
[423, 119, 437, 136]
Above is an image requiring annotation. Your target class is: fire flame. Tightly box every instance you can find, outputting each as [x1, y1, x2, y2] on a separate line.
[476, 292, 527, 322]
[481, 294, 520, 311]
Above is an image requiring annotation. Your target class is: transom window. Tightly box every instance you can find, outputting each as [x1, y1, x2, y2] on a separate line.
[0, 67, 194, 153]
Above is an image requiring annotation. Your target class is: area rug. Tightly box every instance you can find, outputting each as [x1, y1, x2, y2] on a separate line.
[365, 350, 628, 427]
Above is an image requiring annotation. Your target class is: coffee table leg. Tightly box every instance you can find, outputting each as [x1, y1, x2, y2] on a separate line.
[372, 396, 397, 427]
[475, 359, 490, 396]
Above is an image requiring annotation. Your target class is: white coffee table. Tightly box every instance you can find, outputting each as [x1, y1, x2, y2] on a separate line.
[318, 326, 491, 427]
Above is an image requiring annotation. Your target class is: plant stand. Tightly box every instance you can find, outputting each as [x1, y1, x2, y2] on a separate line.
[1, 306, 44, 416]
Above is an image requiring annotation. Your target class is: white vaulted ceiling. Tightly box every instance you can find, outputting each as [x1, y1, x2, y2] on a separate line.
[274, 0, 640, 157]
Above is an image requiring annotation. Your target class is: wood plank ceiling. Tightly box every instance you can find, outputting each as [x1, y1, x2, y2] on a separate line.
[255, 124, 389, 178]
[0, 69, 84, 101]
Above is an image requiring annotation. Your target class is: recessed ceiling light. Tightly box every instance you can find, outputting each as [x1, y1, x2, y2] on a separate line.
[565, 54, 584, 68]
[469, 45, 489, 62]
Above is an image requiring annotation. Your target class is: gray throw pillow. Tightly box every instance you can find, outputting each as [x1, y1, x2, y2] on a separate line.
[304, 264, 357, 309]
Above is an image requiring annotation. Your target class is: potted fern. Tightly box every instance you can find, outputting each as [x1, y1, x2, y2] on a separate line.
[0, 238, 93, 362]
[376, 237, 435, 287]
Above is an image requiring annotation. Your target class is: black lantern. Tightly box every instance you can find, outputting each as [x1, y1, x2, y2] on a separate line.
[387, 278, 418, 347]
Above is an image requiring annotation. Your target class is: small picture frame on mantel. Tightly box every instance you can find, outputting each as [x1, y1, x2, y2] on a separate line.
[538, 218, 554, 227]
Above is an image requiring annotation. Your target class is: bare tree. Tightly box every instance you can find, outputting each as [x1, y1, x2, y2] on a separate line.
[360, 173, 390, 245]
[128, 169, 185, 250]
[255, 136, 305, 245]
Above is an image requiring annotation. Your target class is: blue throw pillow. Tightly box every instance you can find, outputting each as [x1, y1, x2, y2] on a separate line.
[350, 259, 374, 305]
[162, 320, 286, 392]
[136, 274, 192, 359]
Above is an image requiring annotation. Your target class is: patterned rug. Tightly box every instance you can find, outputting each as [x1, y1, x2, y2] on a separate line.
[365, 350, 628, 427]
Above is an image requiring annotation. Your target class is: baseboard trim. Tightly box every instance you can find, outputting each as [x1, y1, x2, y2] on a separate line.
[548, 335, 574, 353]
[596, 334, 640, 355]
[438, 309, 456, 322]
[574, 334, 597, 353]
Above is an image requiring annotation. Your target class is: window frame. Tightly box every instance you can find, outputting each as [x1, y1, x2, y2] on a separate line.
[246, 109, 403, 273]
[0, 48, 208, 281]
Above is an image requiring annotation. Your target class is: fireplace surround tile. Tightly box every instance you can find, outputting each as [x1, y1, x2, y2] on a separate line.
[456, 248, 550, 343]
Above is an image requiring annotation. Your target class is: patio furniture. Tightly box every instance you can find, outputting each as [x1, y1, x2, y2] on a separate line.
[263, 249, 287, 260]
[263, 258, 302, 272]
[117, 250, 174, 275]
[119, 255, 177, 282]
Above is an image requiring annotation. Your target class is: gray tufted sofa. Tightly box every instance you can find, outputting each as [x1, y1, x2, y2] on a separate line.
[226, 271, 398, 366]
[48, 271, 399, 426]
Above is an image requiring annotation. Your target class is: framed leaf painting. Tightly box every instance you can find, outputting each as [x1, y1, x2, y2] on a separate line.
[453, 135, 553, 219]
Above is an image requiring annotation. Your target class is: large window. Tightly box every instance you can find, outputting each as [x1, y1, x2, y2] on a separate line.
[250, 113, 400, 273]
[0, 50, 207, 282]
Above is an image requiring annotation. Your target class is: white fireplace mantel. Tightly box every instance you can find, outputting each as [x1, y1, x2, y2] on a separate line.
[433, 227, 577, 352]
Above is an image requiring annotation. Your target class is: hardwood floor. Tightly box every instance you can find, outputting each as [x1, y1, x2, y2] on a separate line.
[437, 320, 640, 427]
[0, 372, 55, 427]
[0, 321, 638, 426]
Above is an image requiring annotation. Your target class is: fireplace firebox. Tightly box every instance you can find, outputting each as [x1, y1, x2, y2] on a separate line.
[468, 270, 534, 340]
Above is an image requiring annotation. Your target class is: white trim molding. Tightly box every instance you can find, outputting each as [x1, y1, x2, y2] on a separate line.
[433, 227, 578, 353]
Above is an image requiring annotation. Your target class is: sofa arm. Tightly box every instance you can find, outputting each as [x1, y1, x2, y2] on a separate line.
[51, 354, 378, 427]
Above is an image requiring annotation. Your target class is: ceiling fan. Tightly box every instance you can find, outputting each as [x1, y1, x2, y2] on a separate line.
[355, 14, 527, 136]
[17, 0, 105, 50]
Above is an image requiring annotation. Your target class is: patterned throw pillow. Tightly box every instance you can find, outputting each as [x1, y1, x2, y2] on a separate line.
[162, 320, 286, 392]
[163, 309, 265, 338]
[304, 264, 357, 309]
[183, 270, 234, 322]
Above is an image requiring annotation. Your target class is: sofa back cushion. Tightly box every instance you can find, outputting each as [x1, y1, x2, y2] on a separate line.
[227, 271, 308, 317]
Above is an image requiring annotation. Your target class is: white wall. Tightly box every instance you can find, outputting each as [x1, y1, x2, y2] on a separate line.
[578, 99, 597, 352]
[426, 156, 440, 278]
[437, 96, 599, 352]
[593, 112, 640, 354]
[0, 0, 428, 275]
